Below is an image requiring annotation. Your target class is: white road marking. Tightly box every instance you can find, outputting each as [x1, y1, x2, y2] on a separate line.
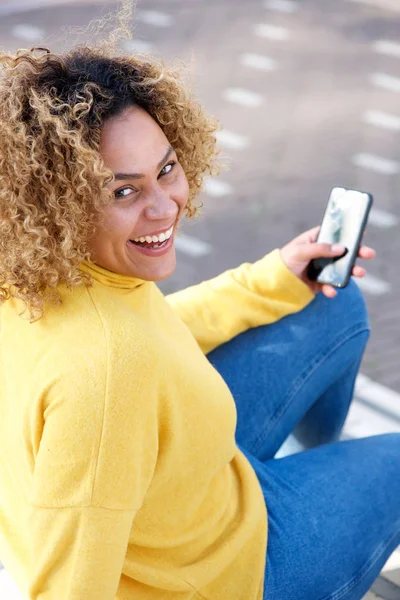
[363, 109, 400, 131]
[12, 24, 45, 42]
[354, 273, 392, 295]
[346, 0, 400, 11]
[175, 234, 212, 257]
[203, 178, 233, 197]
[263, 0, 298, 12]
[254, 24, 290, 40]
[342, 398, 399, 438]
[368, 207, 399, 228]
[370, 72, 400, 93]
[343, 371, 400, 440]
[120, 39, 154, 53]
[240, 53, 278, 71]
[222, 87, 264, 107]
[274, 435, 304, 458]
[373, 40, 400, 58]
[136, 10, 173, 27]
[215, 130, 250, 150]
[382, 549, 400, 573]
[352, 152, 400, 175]
[355, 373, 400, 420]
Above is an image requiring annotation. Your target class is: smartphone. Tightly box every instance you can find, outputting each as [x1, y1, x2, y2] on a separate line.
[307, 187, 373, 288]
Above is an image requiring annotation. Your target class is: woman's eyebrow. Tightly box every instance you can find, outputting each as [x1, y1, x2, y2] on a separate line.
[113, 145, 175, 181]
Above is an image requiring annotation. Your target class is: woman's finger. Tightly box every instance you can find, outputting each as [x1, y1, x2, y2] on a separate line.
[352, 265, 366, 277]
[307, 226, 321, 243]
[321, 284, 338, 298]
[293, 226, 321, 244]
[358, 245, 376, 259]
[295, 241, 345, 262]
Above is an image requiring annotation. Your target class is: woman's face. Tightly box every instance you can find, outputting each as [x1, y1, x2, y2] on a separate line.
[89, 106, 189, 280]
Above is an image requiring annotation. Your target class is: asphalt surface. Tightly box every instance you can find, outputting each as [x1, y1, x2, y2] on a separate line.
[0, 1, 399, 598]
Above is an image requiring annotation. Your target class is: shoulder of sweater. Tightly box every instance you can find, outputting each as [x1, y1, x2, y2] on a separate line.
[28, 284, 155, 371]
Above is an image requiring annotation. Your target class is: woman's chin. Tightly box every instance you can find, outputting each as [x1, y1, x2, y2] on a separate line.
[127, 253, 177, 282]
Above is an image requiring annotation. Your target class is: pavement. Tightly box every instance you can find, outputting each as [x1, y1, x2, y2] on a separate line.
[0, 0, 400, 598]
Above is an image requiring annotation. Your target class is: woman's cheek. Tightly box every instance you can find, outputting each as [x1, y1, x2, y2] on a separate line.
[177, 172, 190, 203]
[109, 206, 139, 238]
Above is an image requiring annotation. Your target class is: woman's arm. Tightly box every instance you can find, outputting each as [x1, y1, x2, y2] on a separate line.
[165, 249, 315, 355]
[26, 341, 159, 599]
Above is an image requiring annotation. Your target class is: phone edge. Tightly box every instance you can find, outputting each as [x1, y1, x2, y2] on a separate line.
[315, 189, 374, 288]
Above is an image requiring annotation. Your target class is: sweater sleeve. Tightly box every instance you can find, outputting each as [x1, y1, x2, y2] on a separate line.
[26, 334, 159, 599]
[165, 248, 315, 354]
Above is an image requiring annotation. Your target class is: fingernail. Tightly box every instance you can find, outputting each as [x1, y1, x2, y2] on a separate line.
[332, 244, 345, 253]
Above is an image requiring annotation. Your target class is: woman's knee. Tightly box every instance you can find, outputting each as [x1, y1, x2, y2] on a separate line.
[372, 432, 400, 457]
[315, 278, 370, 334]
[347, 433, 400, 487]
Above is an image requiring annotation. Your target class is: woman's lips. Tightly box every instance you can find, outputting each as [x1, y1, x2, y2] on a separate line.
[127, 230, 174, 256]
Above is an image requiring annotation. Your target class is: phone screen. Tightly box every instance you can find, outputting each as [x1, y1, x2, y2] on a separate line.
[309, 187, 373, 288]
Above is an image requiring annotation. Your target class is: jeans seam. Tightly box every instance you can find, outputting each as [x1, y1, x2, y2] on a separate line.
[320, 526, 400, 600]
[251, 323, 370, 457]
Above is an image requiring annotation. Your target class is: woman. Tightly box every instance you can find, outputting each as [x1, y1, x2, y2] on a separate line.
[0, 42, 398, 600]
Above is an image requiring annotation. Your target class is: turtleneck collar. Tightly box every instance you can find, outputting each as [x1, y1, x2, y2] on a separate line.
[79, 260, 146, 290]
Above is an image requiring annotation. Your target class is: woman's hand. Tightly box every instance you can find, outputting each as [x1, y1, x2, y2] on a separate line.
[279, 226, 376, 298]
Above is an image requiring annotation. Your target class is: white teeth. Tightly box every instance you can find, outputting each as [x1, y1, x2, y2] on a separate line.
[133, 225, 174, 243]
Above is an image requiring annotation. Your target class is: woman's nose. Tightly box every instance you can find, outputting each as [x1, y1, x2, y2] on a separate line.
[144, 188, 178, 220]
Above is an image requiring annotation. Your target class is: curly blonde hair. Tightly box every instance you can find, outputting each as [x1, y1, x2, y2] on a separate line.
[0, 42, 221, 323]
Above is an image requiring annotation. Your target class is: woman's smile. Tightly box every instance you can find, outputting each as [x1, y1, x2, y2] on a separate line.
[129, 222, 175, 245]
[127, 224, 176, 257]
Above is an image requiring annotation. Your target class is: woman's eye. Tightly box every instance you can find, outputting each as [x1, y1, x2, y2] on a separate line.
[115, 187, 137, 199]
[114, 161, 176, 199]
[160, 161, 176, 177]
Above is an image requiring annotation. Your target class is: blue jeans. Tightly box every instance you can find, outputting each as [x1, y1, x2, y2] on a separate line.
[206, 279, 400, 600]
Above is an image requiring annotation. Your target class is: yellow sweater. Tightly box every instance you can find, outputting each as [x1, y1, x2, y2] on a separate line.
[0, 248, 314, 599]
